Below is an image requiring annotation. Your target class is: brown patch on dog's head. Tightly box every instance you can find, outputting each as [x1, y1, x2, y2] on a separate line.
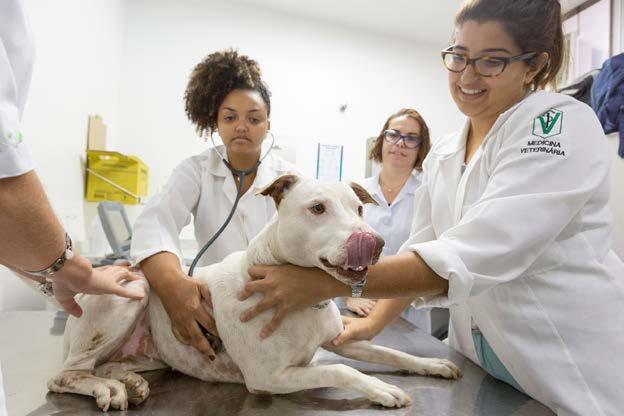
[257, 174, 300, 207]
[350, 182, 378, 206]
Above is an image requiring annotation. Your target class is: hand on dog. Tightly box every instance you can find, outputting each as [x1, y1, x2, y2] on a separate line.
[52, 263, 145, 317]
[331, 315, 382, 347]
[345, 297, 377, 317]
[160, 276, 218, 360]
[239, 264, 344, 338]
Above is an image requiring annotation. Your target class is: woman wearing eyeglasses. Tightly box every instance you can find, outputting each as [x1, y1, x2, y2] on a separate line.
[239, 1, 624, 414]
[341, 109, 432, 327]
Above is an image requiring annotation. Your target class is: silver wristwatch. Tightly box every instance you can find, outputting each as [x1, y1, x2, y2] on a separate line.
[26, 233, 74, 277]
[350, 278, 367, 298]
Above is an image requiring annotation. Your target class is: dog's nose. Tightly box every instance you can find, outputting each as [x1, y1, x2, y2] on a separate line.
[345, 232, 383, 269]
[373, 233, 385, 262]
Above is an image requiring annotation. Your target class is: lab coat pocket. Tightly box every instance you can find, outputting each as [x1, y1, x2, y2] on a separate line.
[524, 242, 567, 277]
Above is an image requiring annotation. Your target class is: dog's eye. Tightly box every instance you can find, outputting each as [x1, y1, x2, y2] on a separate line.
[310, 203, 325, 215]
[357, 206, 363, 217]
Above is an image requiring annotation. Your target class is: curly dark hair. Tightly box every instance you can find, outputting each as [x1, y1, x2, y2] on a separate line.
[184, 49, 271, 137]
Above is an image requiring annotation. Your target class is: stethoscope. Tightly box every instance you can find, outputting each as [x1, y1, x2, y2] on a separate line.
[187, 131, 275, 353]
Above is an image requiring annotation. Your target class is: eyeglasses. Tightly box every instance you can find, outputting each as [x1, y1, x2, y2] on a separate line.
[441, 48, 537, 77]
[383, 130, 422, 149]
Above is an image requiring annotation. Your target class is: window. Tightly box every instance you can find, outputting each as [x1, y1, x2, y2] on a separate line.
[561, 0, 611, 84]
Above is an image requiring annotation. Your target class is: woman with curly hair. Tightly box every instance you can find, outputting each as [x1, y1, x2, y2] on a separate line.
[131, 49, 295, 358]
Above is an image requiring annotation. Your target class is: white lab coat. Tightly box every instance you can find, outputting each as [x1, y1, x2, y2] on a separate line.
[0, 0, 35, 178]
[131, 146, 297, 267]
[400, 91, 624, 416]
[358, 172, 422, 256]
[355, 172, 431, 333]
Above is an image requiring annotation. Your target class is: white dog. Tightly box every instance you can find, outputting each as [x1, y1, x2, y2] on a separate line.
[48, 175, 461, 411]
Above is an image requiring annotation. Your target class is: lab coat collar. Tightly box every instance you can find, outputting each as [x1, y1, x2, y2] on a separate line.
[437, 92, 537, 223]
[204, 144, 275, 192]
[363, 170, 421, 205]
[435, 91, 536, 160]
[434, 121, 469, 159]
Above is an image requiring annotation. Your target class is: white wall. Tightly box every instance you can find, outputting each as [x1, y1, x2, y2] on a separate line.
[116, 0, 463, 194]
[0, 0, 125, 310]
[1, 0, 463, 311]
[3, 0, 621, 312]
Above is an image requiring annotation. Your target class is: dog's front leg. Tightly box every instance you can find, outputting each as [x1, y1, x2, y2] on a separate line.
[246, 364, 411, 408]
[324, 340, 462, 379]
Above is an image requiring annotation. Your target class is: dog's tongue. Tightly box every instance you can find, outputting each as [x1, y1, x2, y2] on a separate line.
[345, 232, 377, 270]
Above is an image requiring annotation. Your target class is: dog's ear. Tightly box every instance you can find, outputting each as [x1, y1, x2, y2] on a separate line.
[257, 174, 300, 207]
[350, 182, 378, 206]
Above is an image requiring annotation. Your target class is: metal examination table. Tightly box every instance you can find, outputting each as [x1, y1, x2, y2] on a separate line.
[0, 311, 554, 415]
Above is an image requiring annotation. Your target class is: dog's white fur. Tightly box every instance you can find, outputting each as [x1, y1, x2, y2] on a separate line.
[48, 175, 461, 411]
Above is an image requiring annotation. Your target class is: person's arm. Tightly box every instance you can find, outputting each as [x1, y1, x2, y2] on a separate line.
[0, 171, 145, 316]
[141, 252, 217, 359]
[239, 251, 447, 337]
[0, 171, 66, 270]
[241, 98, 608, 338]
[331, 298, 414, 347]
[131, 157, 217, 358]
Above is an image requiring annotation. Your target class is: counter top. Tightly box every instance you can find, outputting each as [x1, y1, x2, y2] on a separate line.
[0, 311, 553, 416]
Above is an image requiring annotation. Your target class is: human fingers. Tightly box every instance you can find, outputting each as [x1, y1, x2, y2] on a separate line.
[239, 296, 275, 322]
[198, 283, 213, 309]
[194, 298, 218, 338]
[92, 268, 145, 299]
[259, 308, 286, 339]
[53, 283, 83, 317]
[332, 324, 359, 347]
[354, 306, 367, 317]
[238, 279, 269, 301]
[187, 322, 216, 360]
[247, 265, 270, 281]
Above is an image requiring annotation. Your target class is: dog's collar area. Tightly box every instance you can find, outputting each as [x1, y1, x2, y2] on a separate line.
[312, 301, 330, 309]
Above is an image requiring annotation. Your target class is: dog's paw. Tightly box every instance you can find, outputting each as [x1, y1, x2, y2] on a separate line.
[121, 372, 150, 405]
[93, 380, 129, 411]
[404, 358, 462, 380]
[366, 377, 411, 408]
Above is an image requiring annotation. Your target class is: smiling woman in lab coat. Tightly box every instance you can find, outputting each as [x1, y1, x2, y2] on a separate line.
[130, 50, 294, 358]
[238, 1, 624, 414]
[341, 109, 432, 331]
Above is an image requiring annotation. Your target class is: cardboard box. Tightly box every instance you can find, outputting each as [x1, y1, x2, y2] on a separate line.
[87, 115, 107, 150]
[86, 150, 148, 205]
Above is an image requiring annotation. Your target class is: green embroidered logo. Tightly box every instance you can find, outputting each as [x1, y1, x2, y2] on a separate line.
[532, 109, 563, 138]
[0, 131, 24, 149]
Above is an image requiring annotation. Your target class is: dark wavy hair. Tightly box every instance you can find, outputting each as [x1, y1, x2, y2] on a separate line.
[454, 0, 564, 90]
[184, 49, 271, 137]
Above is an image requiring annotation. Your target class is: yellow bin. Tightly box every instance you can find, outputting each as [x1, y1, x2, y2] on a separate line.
[86, 150, 148, 205]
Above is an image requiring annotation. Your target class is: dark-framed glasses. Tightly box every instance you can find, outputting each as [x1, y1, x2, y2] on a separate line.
[383, 130, 422, 148]
[441, 48, 537, 77]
